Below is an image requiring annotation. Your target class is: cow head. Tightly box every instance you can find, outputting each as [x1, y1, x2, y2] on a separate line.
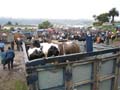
[32, 40, 40, 48]
[47, 46, 60, 57]
[28, 47, 44, 60]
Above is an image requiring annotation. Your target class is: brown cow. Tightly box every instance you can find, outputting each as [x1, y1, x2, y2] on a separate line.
[57, 41, 80, 55]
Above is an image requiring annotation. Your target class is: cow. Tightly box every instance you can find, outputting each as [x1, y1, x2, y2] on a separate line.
[27, 40, 60, 60]
[58, 41, 80, 55]
[27, 47, 43, 60]
[27, 40, 80, 60]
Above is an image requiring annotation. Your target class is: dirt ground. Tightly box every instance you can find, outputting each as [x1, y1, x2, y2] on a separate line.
[0, 45, 28, 90]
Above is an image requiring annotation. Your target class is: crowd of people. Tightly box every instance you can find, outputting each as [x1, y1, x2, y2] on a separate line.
[0, 28, 119, 70]
[0, 46, 15, 70]
[0, 31, 23, 70]
[30, 28, 118, 45]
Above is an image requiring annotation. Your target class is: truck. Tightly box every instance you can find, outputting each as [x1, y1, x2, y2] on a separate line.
[23, 42, 120, 90]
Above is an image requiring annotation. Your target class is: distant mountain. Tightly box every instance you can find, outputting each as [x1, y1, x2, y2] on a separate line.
[0, 17, 93, 26]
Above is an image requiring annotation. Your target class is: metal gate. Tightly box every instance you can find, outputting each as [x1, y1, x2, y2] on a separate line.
[24, 47, 120, 90]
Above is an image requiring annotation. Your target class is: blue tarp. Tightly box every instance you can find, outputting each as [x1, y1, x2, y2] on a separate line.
[36, 29, 44, 32]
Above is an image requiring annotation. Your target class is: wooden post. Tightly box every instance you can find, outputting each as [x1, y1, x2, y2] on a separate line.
[65, 62, 73, 90]
[93, 59, 101, 90]
[113, 53, 120, 90]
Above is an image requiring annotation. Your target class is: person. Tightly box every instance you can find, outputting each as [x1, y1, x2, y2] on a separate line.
[15, 38, 20, 51]
[0, 49, 7, 69]
[8, 33, 15, 50]
[105, 31, 110, 45]
[86, 31, 93, 52]
[5, 47, 15, 70]
[15, 37, 23, 51]
[0, 39, 5, 51]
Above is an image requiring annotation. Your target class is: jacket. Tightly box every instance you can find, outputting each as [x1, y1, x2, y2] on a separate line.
[0, 52, 7, 64]
[6, 50, 15, 60]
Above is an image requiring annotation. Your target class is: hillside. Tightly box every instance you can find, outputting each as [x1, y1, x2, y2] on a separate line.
[0, 17, 93, 25]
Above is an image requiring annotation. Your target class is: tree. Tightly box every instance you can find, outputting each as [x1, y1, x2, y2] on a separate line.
[109, 8, 119, 23]
[38, 21, 53, 29]
[10, 27, 14, 31]
[6, 21, 12, 25]
[93, 22, 103, 26]
[0, 24, 1, 30]
[15, 22, 18, 25]
[93, 15, 97, 21]
[96, 13, 110, 24]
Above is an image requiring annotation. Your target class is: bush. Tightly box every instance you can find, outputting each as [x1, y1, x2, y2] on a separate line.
[15, 80, 28, 90]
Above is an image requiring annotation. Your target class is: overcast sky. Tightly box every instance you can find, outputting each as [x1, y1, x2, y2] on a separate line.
[0, 0, 120, 20]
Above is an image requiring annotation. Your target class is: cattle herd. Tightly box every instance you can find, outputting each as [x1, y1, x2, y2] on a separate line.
[27, 40, 80, 60]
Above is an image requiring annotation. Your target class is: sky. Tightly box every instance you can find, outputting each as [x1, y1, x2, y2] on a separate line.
[0, 0, 120, 20]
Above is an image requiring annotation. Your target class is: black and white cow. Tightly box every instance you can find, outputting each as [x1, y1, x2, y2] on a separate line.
[27, 41, 60, 60]
[40, 43, 60, 57]
[28, 47, 44, 60]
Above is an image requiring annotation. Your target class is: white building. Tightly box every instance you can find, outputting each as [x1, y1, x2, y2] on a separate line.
[2, 25, 38, 30]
